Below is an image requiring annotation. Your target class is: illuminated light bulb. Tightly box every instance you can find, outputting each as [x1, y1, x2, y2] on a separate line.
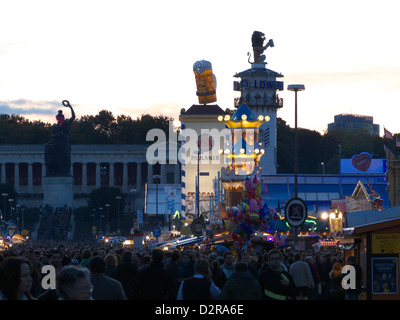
[258, 115, 264, 121]
[255, 148, 260, 154]
[224, 115, 230, 121]
[241, 114, 247, 120]
[217, 115, 223, 121]
[265, 116, 270, 122]
[260, 149, 265, 154]
[219, 149, 223, 154]
[240, 148, 245, 154]
[321, 212, 328, 220]
[224, 148, 230, 154]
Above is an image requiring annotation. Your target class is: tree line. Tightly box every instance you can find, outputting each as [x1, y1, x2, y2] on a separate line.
[0, 111, 398, 174]
[276, 118, 398, 174]
[0, 111, 173, 145]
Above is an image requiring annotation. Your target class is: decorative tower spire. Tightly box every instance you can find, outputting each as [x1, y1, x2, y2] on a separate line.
[233, 31, 284, 175]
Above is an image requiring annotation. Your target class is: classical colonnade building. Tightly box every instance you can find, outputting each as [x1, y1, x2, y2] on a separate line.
[0, 144, 181, 208]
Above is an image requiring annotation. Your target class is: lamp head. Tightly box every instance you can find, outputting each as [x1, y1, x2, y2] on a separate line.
[287, 84, 305, 91]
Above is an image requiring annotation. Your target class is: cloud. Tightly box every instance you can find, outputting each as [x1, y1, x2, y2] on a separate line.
[0, 99, 61, 118]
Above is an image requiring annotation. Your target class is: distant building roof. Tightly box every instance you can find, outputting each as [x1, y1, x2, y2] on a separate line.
[234, 67, 283, 78]
[328, 113, 380, 135]
[180, 104, 226, 116]
[231, 104, 256, 121]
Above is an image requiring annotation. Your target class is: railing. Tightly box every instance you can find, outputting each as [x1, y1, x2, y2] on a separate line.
[234, 96, 283, 108]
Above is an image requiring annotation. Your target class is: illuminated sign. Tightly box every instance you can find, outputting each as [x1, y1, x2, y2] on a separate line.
[285, 197, 307, 227]
[198, 134, 214, 152]
[341, 152, 387, 174]
[241, 79, 284, 91]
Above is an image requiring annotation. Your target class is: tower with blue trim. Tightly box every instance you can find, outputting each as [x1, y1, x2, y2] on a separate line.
[233, 31, 284, 175]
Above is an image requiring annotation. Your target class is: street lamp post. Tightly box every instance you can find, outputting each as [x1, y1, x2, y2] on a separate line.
[197, 150, 200, 219]
[2, 193, 8, 221]
[16, 204, 20, 233]
[287, 84, 305, 197]
[21, 205, 25, 232]
[153, 175, 161, 224]
[105, 204, 110, 235]
[92, 209, 96, 237]
[116, 196, 122, 234]
[9, 199, 14, 221]
[99, 207, 104, 234]
[130, 188, 136, 225]
[287, 84, 305, 250]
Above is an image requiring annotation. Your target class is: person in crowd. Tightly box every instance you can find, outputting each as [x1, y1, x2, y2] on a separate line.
[0, 257, 35, 300]
[211, 259, 225, 289]
[257, 249, 296, 300]
[49, 249, 63, 275]
[80, 249, 92, 268]
[345, 255, 363, 300]
[315, 253, 329, 299]
[58, 244, 72, 266]
[236, 251, 258, 278]
[57, 265, 93, 300]
[88, 256, 126, 300]
[289, 254, 314, 300]
[132, 252, 142, 268]
[177, 258, 221, 300]
[257, 251, 270, 278]
[115, 250, 139, 298]
[220, 251, 235, 280]
[177, 252, 195, 282]
[219, 261, 262, 300]
[164, 249, 181, 297]
[304, 255, 320, 300]
[131, 248, 175, 300]
[141, 254, 152, 269]
[104, 253, 118, 279]
[329, 262, 345, 300]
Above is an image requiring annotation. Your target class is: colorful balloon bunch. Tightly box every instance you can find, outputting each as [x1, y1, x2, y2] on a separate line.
[223, 174, 281, 252]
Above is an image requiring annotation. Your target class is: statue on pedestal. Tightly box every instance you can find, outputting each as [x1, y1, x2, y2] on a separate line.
[249, 31, 274, 64]
[44, 100, 75, 177]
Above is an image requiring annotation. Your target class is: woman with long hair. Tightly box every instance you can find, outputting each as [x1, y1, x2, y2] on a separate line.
[329, 262, 345, 300]
[0, 257, 35, 300]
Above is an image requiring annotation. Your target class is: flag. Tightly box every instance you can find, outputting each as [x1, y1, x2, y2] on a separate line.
[384, 127, 394, 139]
[396, 136, 400, 148]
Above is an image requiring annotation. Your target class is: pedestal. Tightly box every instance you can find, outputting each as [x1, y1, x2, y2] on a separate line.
[43, 176, 74, 208]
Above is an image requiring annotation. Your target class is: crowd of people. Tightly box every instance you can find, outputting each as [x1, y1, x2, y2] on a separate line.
[36, 205, 72, 241]
[0, 239, 363, 300]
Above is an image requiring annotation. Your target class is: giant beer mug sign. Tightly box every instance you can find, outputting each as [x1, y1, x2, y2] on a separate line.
[193, 60, 217, 104]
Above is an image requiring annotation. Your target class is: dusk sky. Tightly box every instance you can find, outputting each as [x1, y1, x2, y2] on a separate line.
[1, 0, 399, 135]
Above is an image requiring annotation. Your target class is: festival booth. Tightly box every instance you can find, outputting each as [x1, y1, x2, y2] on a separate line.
[343, 206, 400, 300]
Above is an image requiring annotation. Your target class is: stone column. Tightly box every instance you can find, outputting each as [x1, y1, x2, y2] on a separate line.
[136, 162, 142, 191]
[82, 163, 87, 193]
[1, 163, 5, 184]
[96, 163, 101, 188]
[122, 162, 128, 193]
[109, 163, 114, 187]
[14, 163, 19, 193]
[28, 163, 33, 193]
